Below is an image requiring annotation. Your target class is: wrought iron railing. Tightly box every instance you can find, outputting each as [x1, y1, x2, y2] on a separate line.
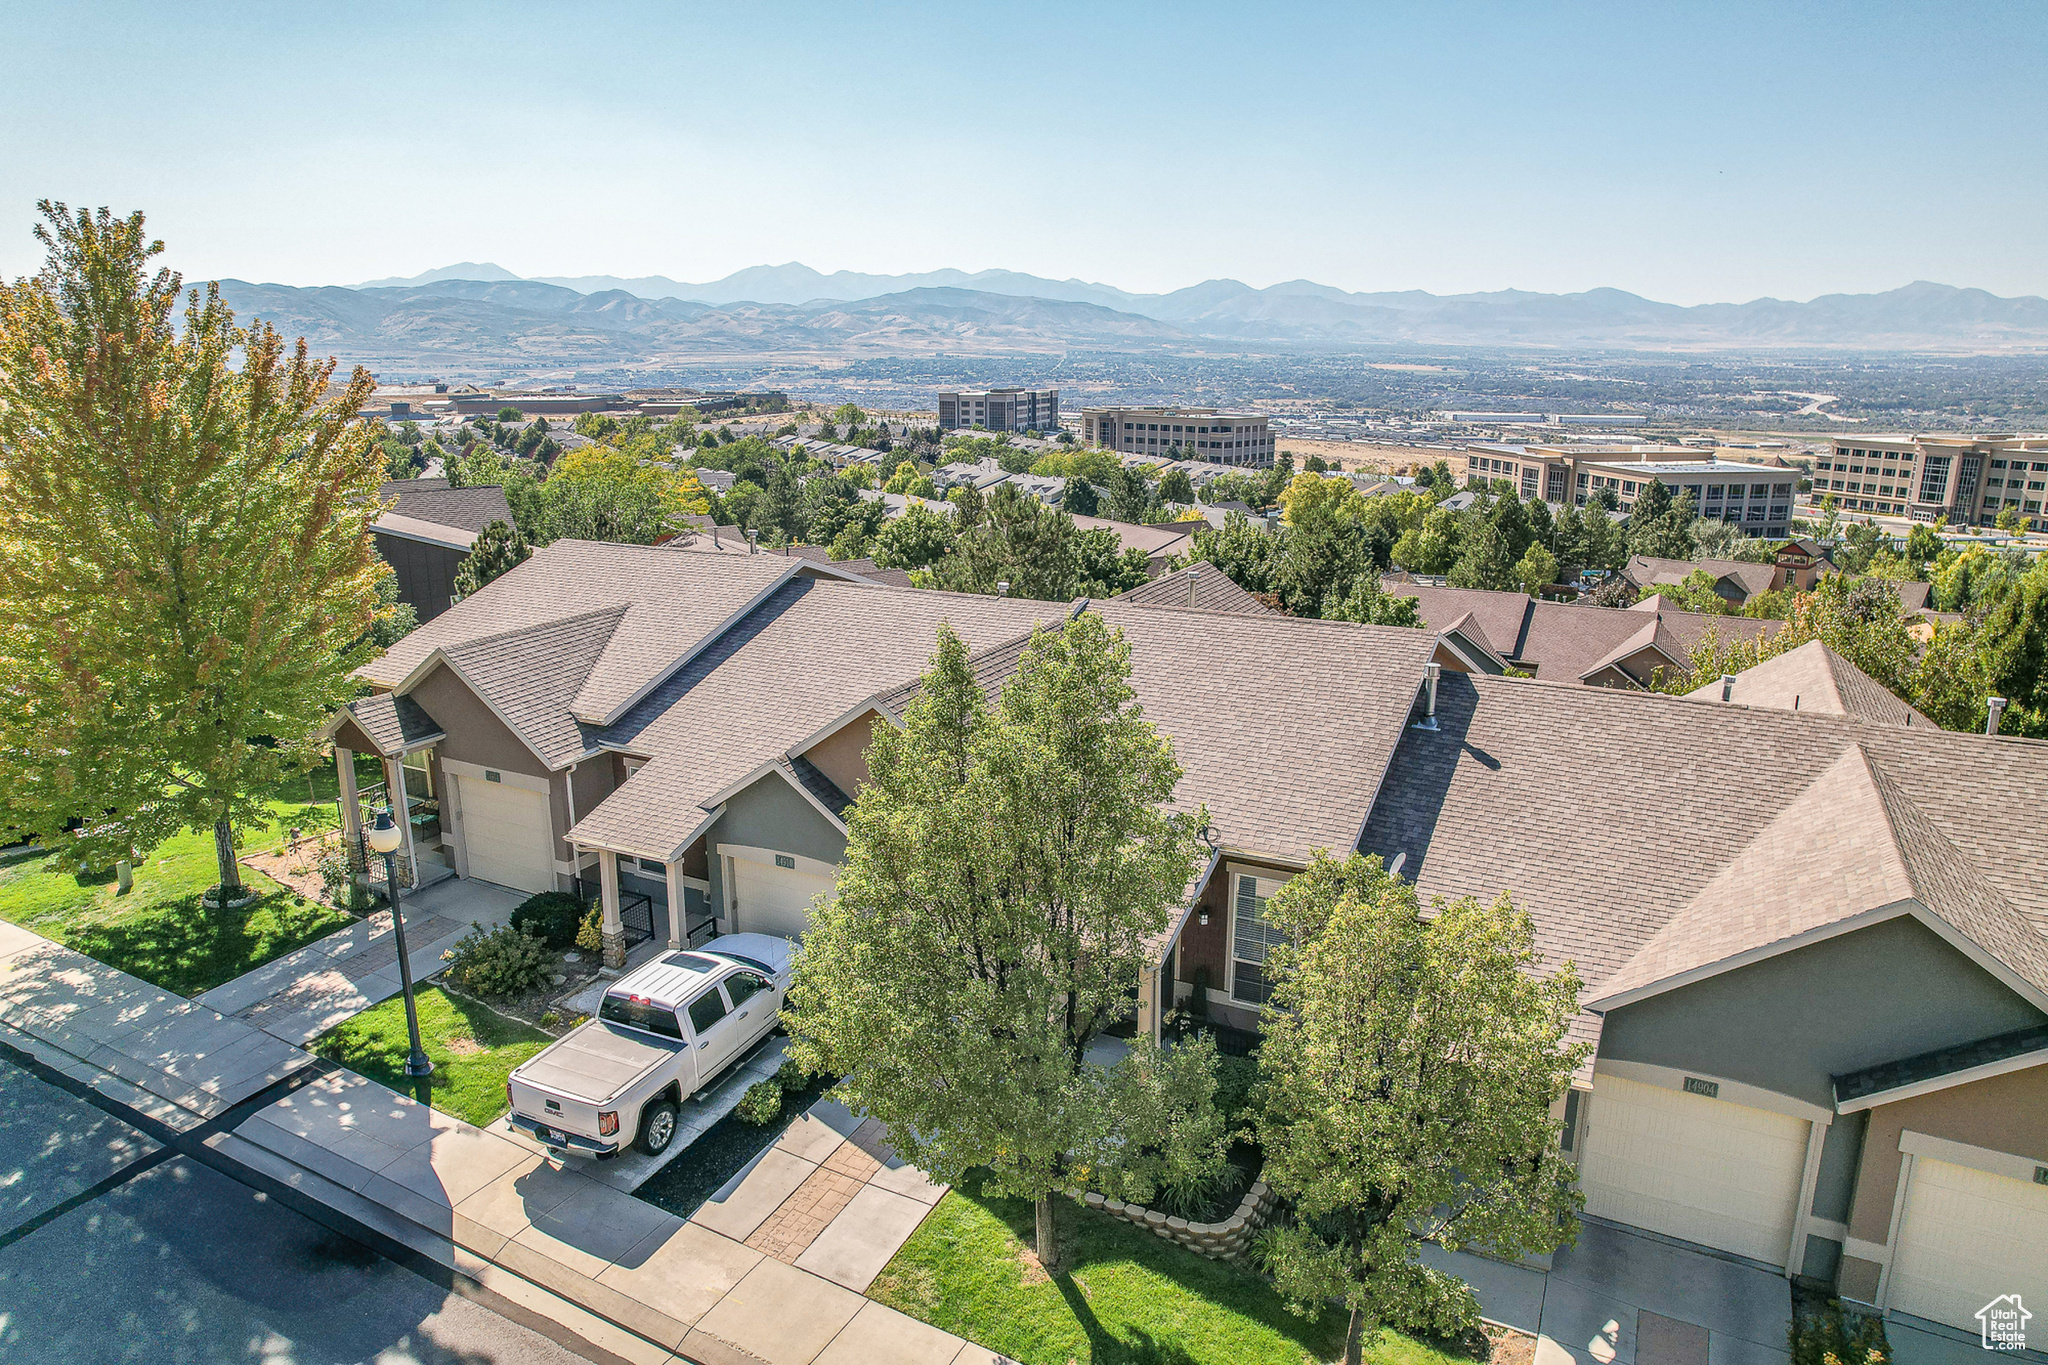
[570, 876, 654, 947]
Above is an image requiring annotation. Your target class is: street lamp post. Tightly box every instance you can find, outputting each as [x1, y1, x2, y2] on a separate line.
[366, 809, 433, 1079]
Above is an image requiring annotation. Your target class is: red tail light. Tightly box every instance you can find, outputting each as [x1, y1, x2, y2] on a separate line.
[598, 1110, 619, 1137]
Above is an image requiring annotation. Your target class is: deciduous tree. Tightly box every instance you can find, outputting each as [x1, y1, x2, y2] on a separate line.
[785, 617, 1211, 1269]
[1255, 853, 1585, 1364]
[0, 203, 387, 896]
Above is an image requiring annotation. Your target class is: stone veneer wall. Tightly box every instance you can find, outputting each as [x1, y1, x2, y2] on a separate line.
[1078, 1180, 1276, 1260]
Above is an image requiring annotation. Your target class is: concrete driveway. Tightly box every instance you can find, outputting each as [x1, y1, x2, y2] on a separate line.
[1424, 1219, 1793, 1365]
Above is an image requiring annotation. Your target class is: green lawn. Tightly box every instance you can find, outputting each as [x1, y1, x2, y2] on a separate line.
[313, 986, 552, 1128]
[870, 1177, 1479, 1365]
[0, 762, 377, 996]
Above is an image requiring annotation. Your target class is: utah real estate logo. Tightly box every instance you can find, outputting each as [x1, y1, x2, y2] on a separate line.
[1978, 1294, 2031, 1352]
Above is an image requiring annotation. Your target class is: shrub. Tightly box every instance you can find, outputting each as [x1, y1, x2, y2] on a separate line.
[1150, 1159, 1244, 1222]
[511, 891, 587, 949]
[1214, 1053, 1260, 1132]
[1789, 1300, 1889, 1365]
[735, 1079, 783, 1125]
[771, 1058, 812, 1091]
[441, 923, 551, 999]
[316, 850, 369, 913]
[575, 902, 603, 953]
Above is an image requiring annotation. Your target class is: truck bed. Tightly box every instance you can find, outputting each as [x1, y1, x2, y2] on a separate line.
[515, 1021, 680, 1105]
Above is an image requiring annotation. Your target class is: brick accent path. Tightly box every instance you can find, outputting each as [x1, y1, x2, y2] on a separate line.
[745, 1137, 882, 1261]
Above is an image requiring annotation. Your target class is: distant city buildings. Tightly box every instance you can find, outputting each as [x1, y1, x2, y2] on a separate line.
[1818, 434, 2048, 528]
[937, 387, 1059, 433]
[1081, 407, 1273, 467]
[1462, 442, 1799, 537]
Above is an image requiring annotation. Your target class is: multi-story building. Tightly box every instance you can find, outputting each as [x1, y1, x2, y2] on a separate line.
[1081, 407, 1273, 467]
[937, 388, 1059, 433]
[1814, 434, 2048, 528]
[1462, 443, 1800, 537]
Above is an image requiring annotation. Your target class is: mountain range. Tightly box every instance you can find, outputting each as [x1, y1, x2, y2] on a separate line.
[207, 266, 2048, 369]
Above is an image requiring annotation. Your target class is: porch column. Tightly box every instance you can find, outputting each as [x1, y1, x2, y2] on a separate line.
[598, 849, 626, 969]
[1138, 964, 1161, 1044]
[335, 746, 362, 867]
[663, 859, 683, 951]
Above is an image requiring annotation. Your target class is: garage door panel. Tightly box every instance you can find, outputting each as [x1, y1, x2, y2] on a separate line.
[457, 776, 554, 895]
[731, 857, 834, 938]
[1890, 1157, 2048, 1331]
[1578, 1074, 1808, 1267]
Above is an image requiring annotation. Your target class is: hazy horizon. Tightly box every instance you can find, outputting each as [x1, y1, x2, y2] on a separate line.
[5, 1, 2044, 306]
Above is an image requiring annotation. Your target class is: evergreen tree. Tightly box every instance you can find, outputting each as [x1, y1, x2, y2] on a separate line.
[1061, 476, 1100, 517]
[454, 520, 531, 599]
[1158, 468, 1196, 505]
[1447, 520, 1519, 592]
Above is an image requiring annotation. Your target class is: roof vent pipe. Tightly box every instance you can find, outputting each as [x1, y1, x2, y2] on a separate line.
[1720, 674, 1737, 702]
[1988, 696, 2008, 736]
[997, 580, 1010, 598]
[1415, 661, 1441, 730]
[746, 528, 758, 555]
[1188, 564, 1201, 605]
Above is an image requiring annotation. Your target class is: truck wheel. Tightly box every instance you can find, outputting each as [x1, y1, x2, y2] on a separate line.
[635, 1100, 679, 1155]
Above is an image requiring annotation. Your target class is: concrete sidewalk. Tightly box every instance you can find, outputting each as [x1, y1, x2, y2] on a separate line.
[231, 1069, 990, 1365]
[195, 878, 523, 1045]
[0, 921, 311, 1132]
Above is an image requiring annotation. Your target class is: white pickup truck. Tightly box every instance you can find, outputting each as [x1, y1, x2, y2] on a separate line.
[505, 933, 795, 1158]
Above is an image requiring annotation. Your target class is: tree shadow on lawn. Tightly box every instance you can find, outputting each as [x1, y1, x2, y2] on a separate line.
[62, 890, 350, 998]
[963, 1173, 1345, 1365]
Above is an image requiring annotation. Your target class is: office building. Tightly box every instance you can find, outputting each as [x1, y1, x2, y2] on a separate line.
[1081, 407, 1273, 467]
[937, 388, 1059, 433]
[1816, 434, 2048, 528]
[1462, 443, 1799, 537]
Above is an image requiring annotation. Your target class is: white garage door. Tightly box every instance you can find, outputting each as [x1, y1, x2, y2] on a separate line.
[1889, 1157, 2048, 1331]
[1578, 1074, 1810, 1266]
[730, 856, 835, 938]
[456, 775, 554, 894]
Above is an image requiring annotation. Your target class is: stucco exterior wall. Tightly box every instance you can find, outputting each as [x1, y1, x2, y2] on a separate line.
[804, 711, 877, 800]
[408, 665, 547, 780]
[1596, 915, 2044, 1109]
[704, 772, 849, 922]
[555, 757, 618, 868]
[1836, 1060, 2048, 1302]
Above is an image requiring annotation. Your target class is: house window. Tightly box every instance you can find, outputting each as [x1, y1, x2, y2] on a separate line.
[1230, 873, 1288, 1006]
[401, 748, 436, 799]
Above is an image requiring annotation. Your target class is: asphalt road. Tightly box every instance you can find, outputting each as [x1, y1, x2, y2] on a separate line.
[0, 1053, 600, 1365]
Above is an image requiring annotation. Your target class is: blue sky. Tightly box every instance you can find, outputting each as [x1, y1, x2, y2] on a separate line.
[3, 1, 2043, 304]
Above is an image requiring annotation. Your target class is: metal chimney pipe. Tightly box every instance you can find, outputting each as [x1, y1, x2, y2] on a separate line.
[1188, 564, 1201, 605]
[746, 528, 758, 555]
[1988, 697, 2008, 736]
[1720, 673, 1737, 702]
[1413, 660, 1441, 730]
[997, 580, 1010, 598]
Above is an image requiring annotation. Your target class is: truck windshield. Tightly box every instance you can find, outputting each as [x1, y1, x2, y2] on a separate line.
[599, 993, 682, 1039]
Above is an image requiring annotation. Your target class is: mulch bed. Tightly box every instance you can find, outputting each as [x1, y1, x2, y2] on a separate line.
[242, 833, 344, 905]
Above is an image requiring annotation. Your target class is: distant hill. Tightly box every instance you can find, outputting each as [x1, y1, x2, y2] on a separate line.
[270, 266, 2048, 361]
[218, 278, 1191, 367]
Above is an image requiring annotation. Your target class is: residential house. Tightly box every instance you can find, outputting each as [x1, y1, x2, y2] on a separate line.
[1116, 564, 1280, 615]
[373, 478, 515, 621]
[1390, 582, 1778, 688]
[1068, 514, 1199, 576]
[1623, 554, 1779, 608]
[332, 545, 2048, 1333]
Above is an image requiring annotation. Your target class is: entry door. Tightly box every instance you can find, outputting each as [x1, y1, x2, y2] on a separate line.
[729, 856, 835, 937]
[1577, 1074, 1810, 1266]
[1888, 1157, 2048, 1331]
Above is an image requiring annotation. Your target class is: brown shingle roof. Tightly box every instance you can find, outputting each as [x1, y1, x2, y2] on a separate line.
[361, 542, 799, 730]
[1625, 555, 1777, 602]
[566, 580, 1060, 857]
[440, 606, 626, 766]
[342, 692, 445, 758]
[1358, 673, 2048, 1050]
[377, 479, 515, 536]
[1686, 639, 1933, 728]
[1117, 566, 1279, 615]
[1391, 583, 1778, 685]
